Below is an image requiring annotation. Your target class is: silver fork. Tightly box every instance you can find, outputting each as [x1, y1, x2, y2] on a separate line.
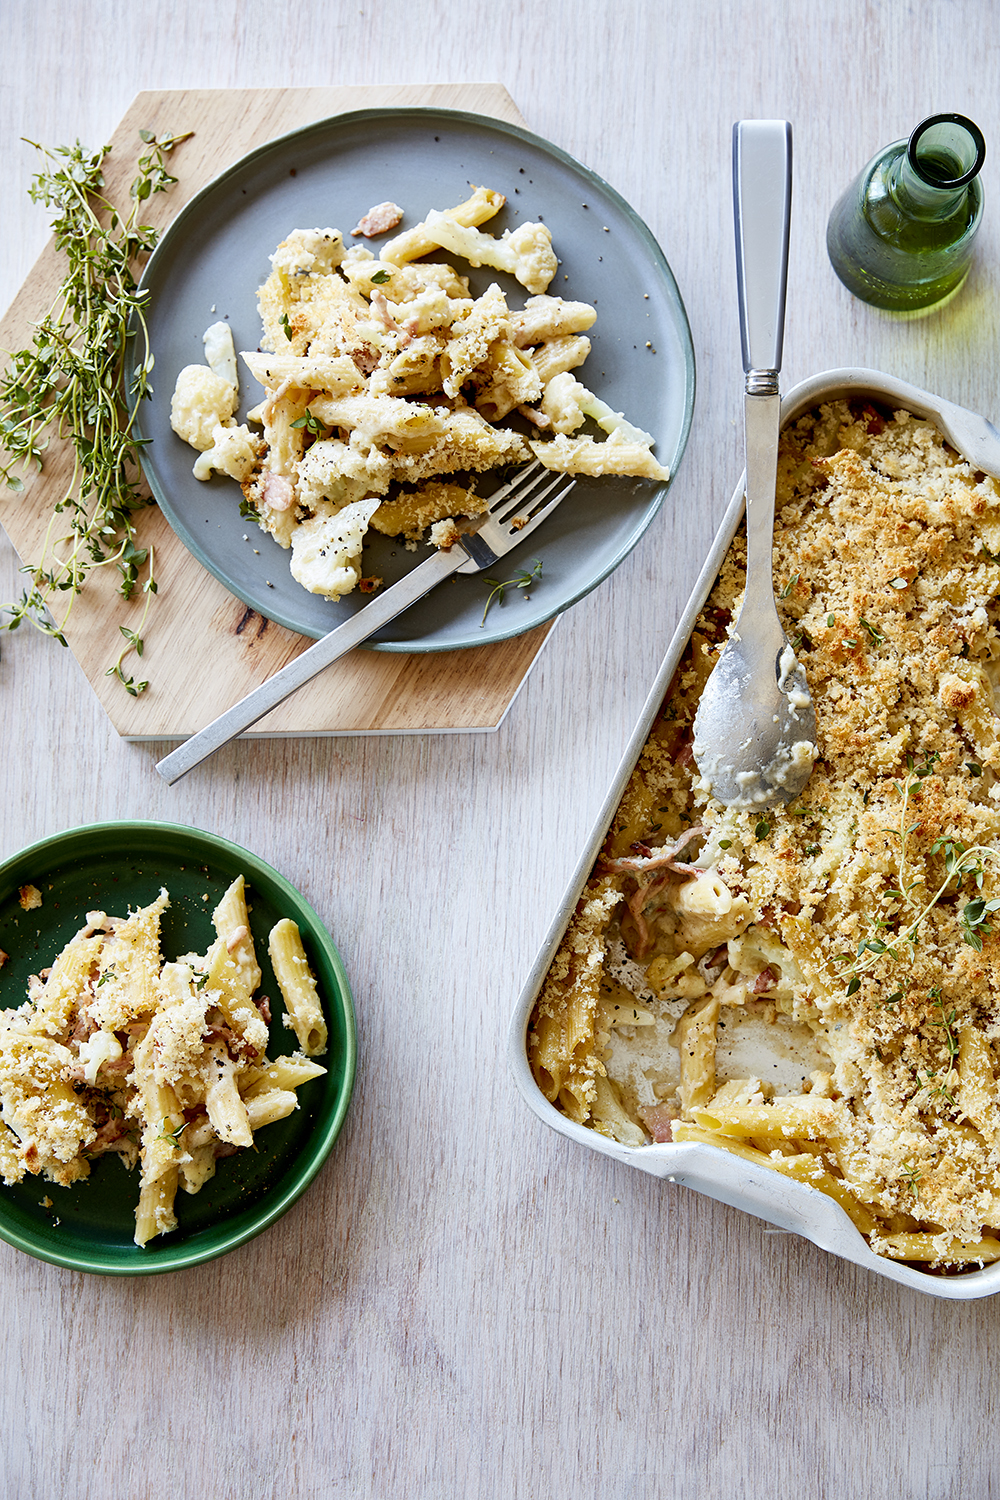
[155, 462, 575, 783]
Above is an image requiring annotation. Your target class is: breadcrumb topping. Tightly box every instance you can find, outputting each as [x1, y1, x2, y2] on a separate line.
[530, 399, 1000, 1270]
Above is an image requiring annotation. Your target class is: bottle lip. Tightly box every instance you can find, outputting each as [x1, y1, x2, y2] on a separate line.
[907, 113, 986, 188]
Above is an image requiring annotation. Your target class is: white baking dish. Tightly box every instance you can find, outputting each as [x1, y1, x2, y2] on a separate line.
[507, 368, 1000, 1300]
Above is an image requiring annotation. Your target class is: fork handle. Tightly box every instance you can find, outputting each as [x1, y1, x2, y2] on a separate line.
[156, 545, 462, 784]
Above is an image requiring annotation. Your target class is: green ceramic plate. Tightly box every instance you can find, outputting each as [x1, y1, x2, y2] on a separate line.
[0, 822, 356, 1275]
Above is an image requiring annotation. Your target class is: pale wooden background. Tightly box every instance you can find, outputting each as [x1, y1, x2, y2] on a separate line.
[2, 3, 999, 1498]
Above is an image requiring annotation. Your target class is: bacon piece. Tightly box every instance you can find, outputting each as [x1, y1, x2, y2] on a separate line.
[368, 290, 413, 349]
[752, 965, 779, 995]
[601, 825, 708, 876]
[626, 873, 671, 959]
[88, 1116, 130, 1156]
[261, 472, 295, 512]
[226, 924, 249, 954]
[637, 1101, 679, 1142]
[518, 405, 550, 428]
[203, 1024, 261, 1064]
[351, 201, 404, 238]
[261, 376, 293, 426]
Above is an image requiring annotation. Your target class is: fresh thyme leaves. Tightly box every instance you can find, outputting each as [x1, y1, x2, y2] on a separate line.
[108, 612, 151, 697]
[930, 987, 960, 1067]
[914, 1067, 957, 1109]
[480, 558, 542, 625]
[0, 128, 190, 689]
[960, 895, 1000, 952]
[754, 817, 770, 841]
[837, 754, 1000, 994]
[156, 1118, 186, 1148]
[908, 750, 940, 780]
[859, 616, 885, 646]
[369, 268, 391, 285]
[290, 408, 325, 436]
[779, 573, 799, 598]
[279, 312, 293, 340]
[901, 1161, 922, 1198]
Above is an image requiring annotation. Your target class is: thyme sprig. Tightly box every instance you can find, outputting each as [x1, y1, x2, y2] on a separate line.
[0, 129, 190, 688]
[480, 558, 542, 625]
[900, 1161, 922, 1198]
[836, 753, 1000, 994]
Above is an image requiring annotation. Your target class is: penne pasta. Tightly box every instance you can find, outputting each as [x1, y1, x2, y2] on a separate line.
[268, 919, 327, 1056]
[170, 185, 670, 609]
[0, 875, 329, 1245]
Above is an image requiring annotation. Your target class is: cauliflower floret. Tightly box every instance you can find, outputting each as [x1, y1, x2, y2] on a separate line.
[386, 286, 473, 336]
[420, 214, 558, 294]
[193, 423, 264, 483]
[202, 321, 238, 387]
[540, 372, 656, 446]
[295, 439, 395, 509]
[170, 366, 238, 451]
[540, 372, 589, 435]
[288, 498, 381, 601]
[270, 228, 346, 279]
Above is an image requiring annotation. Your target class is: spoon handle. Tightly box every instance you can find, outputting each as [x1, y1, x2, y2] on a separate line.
[733, 120, 792, 380]
[733, 120, 792, 611]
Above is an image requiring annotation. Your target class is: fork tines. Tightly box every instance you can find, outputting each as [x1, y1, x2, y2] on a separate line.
[486, 462, 576, 541]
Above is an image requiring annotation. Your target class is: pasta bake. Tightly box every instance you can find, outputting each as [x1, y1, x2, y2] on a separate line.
[0, 876, 327, 1245]
[529, 398, 1000, 1272]
[170, 186, 668, 604]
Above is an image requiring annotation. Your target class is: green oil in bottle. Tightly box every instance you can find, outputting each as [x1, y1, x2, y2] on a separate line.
[827, 113, 985, 312]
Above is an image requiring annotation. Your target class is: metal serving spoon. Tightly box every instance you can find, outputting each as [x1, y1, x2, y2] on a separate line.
[692, 120, 817, 808]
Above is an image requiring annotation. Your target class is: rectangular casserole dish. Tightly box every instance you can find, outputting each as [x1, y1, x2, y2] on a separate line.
[507, 367, 1000, 1300]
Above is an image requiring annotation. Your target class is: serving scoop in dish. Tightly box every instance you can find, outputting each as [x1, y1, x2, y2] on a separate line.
[693, 120, 816, 807]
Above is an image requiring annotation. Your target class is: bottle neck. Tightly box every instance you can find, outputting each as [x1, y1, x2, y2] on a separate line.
[889, 149, 970, 220]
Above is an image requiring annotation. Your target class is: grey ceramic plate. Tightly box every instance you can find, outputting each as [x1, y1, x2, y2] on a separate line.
[133, 107, 695, 647]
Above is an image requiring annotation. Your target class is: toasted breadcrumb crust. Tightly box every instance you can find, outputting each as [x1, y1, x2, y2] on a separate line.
[530, 399, 1000, 1269]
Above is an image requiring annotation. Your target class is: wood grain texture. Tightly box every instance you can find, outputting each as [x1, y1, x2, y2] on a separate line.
[0, 81, 555, 738]
[2, 3, 1000, 1498]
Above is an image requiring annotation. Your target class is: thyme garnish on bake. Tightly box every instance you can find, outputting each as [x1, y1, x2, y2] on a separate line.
[0, 128, 190, 689]
[901, 1161, 923, 1198]
[834, 748, 1000, 993]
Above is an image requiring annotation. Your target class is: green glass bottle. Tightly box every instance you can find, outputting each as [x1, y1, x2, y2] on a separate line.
[827, 113, 986, 311]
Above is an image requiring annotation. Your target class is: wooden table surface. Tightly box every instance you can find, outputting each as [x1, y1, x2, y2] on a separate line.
[2, 4, 998, 1497]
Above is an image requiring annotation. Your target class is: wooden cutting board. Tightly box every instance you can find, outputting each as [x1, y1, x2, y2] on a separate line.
[0, 83, 554, 740]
